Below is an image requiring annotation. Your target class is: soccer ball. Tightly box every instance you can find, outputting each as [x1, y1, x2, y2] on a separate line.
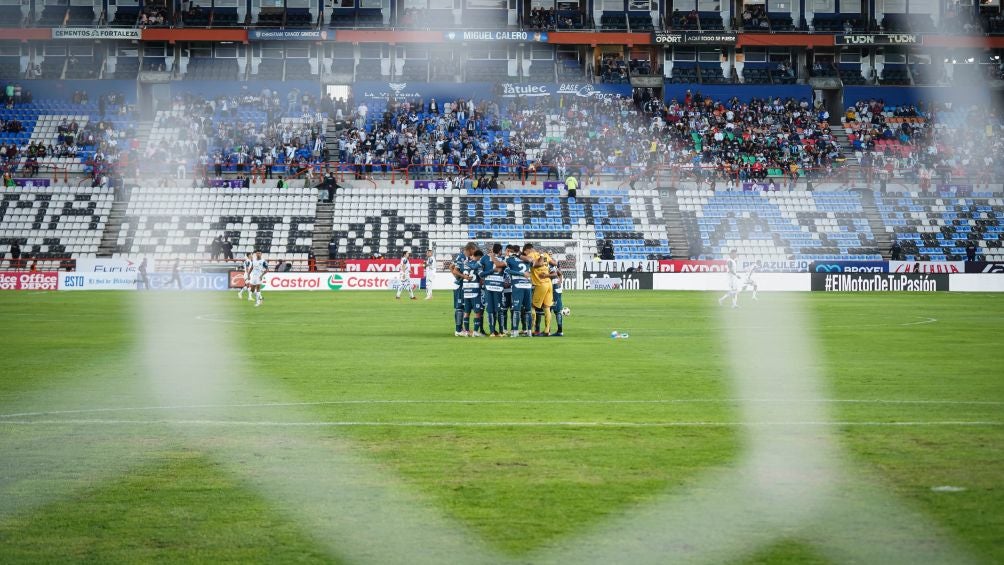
[610, 331, 619, 338]
[561, 307, 570, 316]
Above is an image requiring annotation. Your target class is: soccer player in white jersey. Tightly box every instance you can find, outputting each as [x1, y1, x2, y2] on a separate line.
[742, 259, 760, 301]
[237, 252, 253, 301]
[248, 250, 268, 307]
[395, 250, 416, 300]
[424, 249, 435, 300]
[718, 248, 741, 308]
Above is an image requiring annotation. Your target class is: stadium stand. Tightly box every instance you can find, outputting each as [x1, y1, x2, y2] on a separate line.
[0, 4, 23, 26]
[328, 186, 669, 261]
[0, 185, 113, 261]
[66, 4, 95, 25]
[678, 189, 881, 261]
[114, 186, 316, 261]
[877, 189, 1004, 261]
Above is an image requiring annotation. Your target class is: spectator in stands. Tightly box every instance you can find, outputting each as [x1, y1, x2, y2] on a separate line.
[276, 175, 287, 188]
[966, 242, 977, 262]
[565, 173, 578, 199]
[136, 258, 150, 290]
[600, 239, 614, 260]
[890, 239, 902, 260]
[9, 241, 21, 270]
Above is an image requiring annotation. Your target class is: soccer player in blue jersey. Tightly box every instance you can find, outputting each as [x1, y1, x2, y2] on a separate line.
[482, 254, 506, 336]
[473, 244, 496, 335]
[460, 250, 485, 336]
[449, 242, 476, 336]
[550, 265, 566, 337]
[505, 244, 534, 337]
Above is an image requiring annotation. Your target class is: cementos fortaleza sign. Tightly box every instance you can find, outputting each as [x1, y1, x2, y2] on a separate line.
[52, 28, 140, 39]
[0, 271, 59, 290]
[260, 272, 421, 291]
[889, 261, 964, 274]
[811, 273, 949, 292]
[810, 261, 889, 273]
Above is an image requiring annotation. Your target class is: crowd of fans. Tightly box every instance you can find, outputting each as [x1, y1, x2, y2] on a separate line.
[599, 54, 629, 83]
[3, 80, 1002, 192]
[139, 5, 170, 27]
[142, 89, 334, 182]
[526, 7, 556, 30]
[334, 95, 528, 184]
[2, 83, 31, 108]
[838, 98, 1004, 187]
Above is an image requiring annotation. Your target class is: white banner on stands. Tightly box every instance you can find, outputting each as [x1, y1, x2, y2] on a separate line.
[947, 274, 1004, 292]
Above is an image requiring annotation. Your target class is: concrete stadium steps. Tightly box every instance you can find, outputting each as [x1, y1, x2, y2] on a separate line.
[659, 189, 691, 259]
[860, 189, 894, 259]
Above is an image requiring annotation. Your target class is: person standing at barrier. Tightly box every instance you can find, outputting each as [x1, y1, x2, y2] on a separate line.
[565, 173, 578, 199]
[890, 239, 902, 261]
[136, 258, 151, 291]
[169, 260, 183, 290]
[9, 241, 20, 270]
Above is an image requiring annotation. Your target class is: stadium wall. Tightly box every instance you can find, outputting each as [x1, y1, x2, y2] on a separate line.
[23, 80, 140, 104]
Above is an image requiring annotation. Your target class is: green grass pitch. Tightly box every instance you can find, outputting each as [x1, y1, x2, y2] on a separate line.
[0, 290, 1002, 563]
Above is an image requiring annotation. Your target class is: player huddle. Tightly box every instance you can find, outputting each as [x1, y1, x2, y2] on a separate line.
[448, 241, 567, 337]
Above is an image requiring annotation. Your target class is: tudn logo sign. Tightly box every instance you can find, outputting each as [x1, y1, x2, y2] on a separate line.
[328, 274, 343, 290]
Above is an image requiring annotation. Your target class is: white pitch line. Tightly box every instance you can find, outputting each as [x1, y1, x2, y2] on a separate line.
[0, 419, 1001, 428]
[1, 397, 1001, 419]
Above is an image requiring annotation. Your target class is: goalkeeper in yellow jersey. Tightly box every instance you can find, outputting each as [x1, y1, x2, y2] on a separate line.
[522, 242, 557, 336]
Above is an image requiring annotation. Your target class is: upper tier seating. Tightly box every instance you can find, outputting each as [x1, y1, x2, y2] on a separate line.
[66, 4, 95, 24]
[0, 5, 23, 26]
[36, 4, 67, 25]
[114, 186, 317, 262]
[877, 190, 1004, 261]
[812, 13, 865, 31]
[0, 186, 113, 261]
[184, 58, 240, 80]
[679, 189, 881, 261]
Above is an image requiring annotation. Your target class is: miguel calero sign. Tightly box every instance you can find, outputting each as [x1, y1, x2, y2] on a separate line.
[964, 262, 1004, 273]
[444, 31, 548, 42]
[652, 31, 737, 45]
[812, 273, 949, 292]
